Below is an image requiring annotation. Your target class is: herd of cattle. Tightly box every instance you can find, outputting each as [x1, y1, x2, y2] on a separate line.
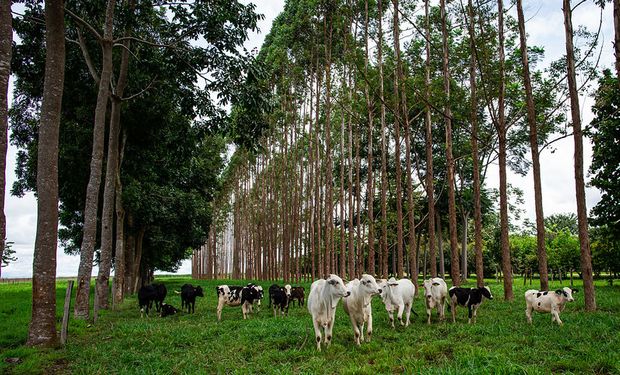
[137, 274, 579, 350]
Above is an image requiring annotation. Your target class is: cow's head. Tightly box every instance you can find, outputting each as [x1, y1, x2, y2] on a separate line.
[326, 274, 350, 298]
[556, 287, 576, 302]
[481, 286, 493, 300]
[360, 274, 382, 295]
[195, 286, 204, 297]
[284, 284, 292, 298]
[217, 285, 230, 298]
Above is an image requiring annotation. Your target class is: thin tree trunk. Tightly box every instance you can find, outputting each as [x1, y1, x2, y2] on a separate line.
[378, 0, 388, 279]
[364, 0, 375, 277]
[0, 0, 11, 279]
[112, 130, 127, 305]
[437, 212, 445, 278]
[614, 0, 620, 83]
[392, 0, 404, 279]
[324, 9, 334, 275]
[75, 0, 117, 319]
[497, 0, 513, 301]
[562, 0, 596, 311]
[424, 0, 437, 279]
[27, 0, 65, 347]
[440, 0, 460, 286]
[461, 211, 469, 280]
[516, 0, 549, 291]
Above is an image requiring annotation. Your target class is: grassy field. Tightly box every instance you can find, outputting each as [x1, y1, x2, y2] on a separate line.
[1, 276, 619, 374]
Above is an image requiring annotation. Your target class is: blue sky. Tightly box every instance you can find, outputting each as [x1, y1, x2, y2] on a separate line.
[2, 0, 614, 278]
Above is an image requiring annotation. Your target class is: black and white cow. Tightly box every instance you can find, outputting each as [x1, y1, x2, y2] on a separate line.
[448, 286, 493, 324]
[179, 284, 204, 314]
[268, 284, 290, 317]
[290, 286, 305, 307]
[216, 284, 261, 321]
[525, 287, 577, 325]
[160, 303, 179, 317]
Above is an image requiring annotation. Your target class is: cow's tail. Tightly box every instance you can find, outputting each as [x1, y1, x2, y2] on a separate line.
[174, 290, 181, 295]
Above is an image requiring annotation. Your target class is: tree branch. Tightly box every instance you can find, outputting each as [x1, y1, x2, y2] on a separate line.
[65, 8, 102, 41]
[77, 28, 100, 83]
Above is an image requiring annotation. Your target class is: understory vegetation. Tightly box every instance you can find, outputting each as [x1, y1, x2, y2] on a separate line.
[1, 276, 619, 374]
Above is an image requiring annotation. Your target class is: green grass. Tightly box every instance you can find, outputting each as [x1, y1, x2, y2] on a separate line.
[1, 276, 619, 374]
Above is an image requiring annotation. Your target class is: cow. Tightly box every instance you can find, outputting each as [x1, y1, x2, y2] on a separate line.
[179, 284, 204, 314]
[138, 284, 158, 317]
[153, 283, 167, 312]
[448, 286, 493, 324]
[525, 287, 578, 325]
[377, 277, 416, 328]
[254, 285, 264, 311]
[422, 278, 448, 325]
[269, 284, 292, 308]
[290, 286, 305, 307]
[160, 303, 179, 317]
[215, 284, 261, 321]
[307, 274, 350, 351]
[342, 274, 382, 346]
[269, 284, 290, 317]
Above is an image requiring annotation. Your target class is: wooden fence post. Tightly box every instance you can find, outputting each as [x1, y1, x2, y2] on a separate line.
[61, 280, 74, 345]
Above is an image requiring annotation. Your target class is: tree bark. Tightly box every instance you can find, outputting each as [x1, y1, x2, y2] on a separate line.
[392, 0, 404, 279]
[562, 0, 596, 311]
[0, 0, 11, 279]
[614, 0, 620, 84]
[378, 0, 388, 279]
[497, 0, 513, 301]
[364, 0, 375, 276]
[437, 212, 445, 278]
[516, 0, 549, 291]
[440, 0, 460, 286]
[75, 0, 117, 319]
[424, 0, 437, 279]
[27, 0, 65, 347]
[324, 9, 334, 275]
[467, 0, 484, 288]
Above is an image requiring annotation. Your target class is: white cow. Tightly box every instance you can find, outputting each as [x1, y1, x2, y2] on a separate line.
[377, 277, 416, 328]
[342, 274, 382, 345]
[525, 287, 577, 325]
[307, 274, 350, 351]
[422, 278, 448, 325]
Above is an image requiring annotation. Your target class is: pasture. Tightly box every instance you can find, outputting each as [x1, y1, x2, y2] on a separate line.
[1, 277, 619, 374]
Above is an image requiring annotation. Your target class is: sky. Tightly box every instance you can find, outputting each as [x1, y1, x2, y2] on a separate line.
[2, 1, 615, 278]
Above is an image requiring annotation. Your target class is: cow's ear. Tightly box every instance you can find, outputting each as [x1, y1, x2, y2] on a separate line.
[571, 288, 579, 293]
[555, 289, 563, 295]
[388, 283, 398, 287]
[432, 282, 440, 286]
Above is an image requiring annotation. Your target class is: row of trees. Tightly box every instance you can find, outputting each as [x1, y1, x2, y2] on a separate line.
[190, 0, 610, 314]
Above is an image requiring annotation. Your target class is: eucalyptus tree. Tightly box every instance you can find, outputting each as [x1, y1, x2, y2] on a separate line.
[27, 0, 65, 347]
[0, 0, 10, 279]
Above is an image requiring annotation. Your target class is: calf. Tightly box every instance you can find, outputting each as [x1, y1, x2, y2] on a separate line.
[448, 286, 493, 324]
[269, 284, 290, 317]
[290, 286, 305, 307]
[342, 274, 382, 345]
[138, 284, 158, 317]
[422, 278, 448, 325]
[377, 277, 416, 328]
[525, 287, 577, 325]
[160, 303, 179, 317]
[307, 274, 350, 351]
[179, 284, 204, 314]
[216, 284, 260, 321]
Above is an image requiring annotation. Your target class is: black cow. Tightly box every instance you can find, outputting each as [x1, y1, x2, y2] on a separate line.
[448, 286, 494, 324]
[180, 284, 204, 314]
[153, 283, 167, 312]
[268, 284, 290, 317]
[160, 303, 179, 317]
[138, 285, 157, 317]
[290, 286, 305, 307]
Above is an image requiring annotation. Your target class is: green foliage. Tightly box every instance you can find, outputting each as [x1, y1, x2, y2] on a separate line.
[1, 277, 620, 374]
[1, 241, 17, 268]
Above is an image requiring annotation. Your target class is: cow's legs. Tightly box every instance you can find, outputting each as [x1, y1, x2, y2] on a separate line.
[312, 319, 322, 351]
[525, 304, 533, 324]
[439, 299, 446, 321]
[552, 308, 563, 325]
[471, 305, 479, 324]
[366, 313, 373, 342]
[452, 301, 457, 323]
[467, 305, 473, 324]
[404, 303, 412, 327]
[325, 320, 334, 347]
[426, 305, 432, 325]
[217, 300, 224, 321]
[397, 304, 405, 326]
[388, 309, 395, 328]
[351, 317, 361, 346]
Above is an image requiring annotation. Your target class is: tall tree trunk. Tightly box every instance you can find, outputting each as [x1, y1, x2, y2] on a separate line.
[364, 0, 375, 276]
[340, 75, 346, 278]
[562, 0, 596, 311]
[440, 0, 460, 286]
[424, 0, 437, 279]
[437, 212, 445, 277]
[516, 0, 549, 291]
[461, 211, 469, 280]
[27, 0, 65, 347]
[0, 0, 11, 279]
[392, 0, 404, 279]
[75, 0, 117, 319]
[378, 0, 388, 279]
[98, 20, 132, 309]
[112, 130, 127, 305]
[497, 0, 513, 300]
[468, 0, 484, 288]
[324, 9, 334, 275]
